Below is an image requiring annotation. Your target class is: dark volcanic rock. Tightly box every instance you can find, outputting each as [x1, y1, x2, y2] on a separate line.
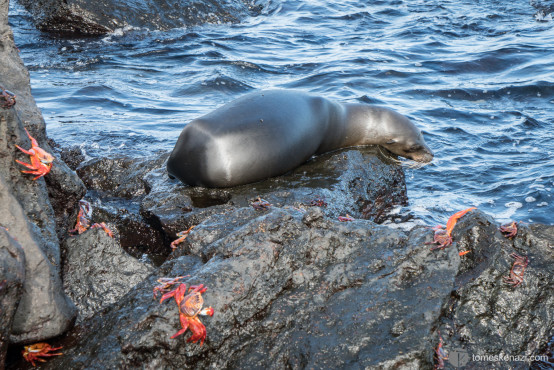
[435, 212, 554, 369]
[75, 154, 170, 256]
[143, 147, 408, 242]
[75, 147, 408, 259]
[0, 175, 76, 344]
[43, 206, 460, 369]
[40, 210, 553, 369]
[0, 228, 25, 369]
[1, 0, 83, 343]
[63, 227, 154, 322]
[18, 0, 267, 35]
[2, 0, 85, 238]
[77, 154, 166, 198]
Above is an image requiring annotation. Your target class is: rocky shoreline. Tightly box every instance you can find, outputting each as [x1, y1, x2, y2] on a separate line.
[1, 1, 553, 369]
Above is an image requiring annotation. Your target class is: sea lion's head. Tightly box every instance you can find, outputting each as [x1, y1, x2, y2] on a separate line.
[377, 108, 434, 163]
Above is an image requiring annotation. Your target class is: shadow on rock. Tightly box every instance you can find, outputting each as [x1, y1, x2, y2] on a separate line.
[63, 227, 154, 322]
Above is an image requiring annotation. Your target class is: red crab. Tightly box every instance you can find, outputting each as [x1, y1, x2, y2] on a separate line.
[69, 200, 113, 237]
[251, 197, 271, 210]
[499, 221, 518, 239]
[1, 85, 16, 109]
[91, 222, 114, 237]
[428, 207, 476, 250]
[338, 214, 354, 222]
[22, 343, 63, 366]
[310, 198, 328, 207]
[153, 276, 187, 299]
[69, 200, 92, 234]
[170, 225, 195, 249]
[15, 128, 54, 180]
[503, 253, 529, 287]
[434, 332, 448, 369]
[160, 283, 214, 344]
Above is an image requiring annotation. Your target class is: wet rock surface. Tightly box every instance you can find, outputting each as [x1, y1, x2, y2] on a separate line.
[31, 209, 553, 369]
[63, 227, 154, 322]
[0, 173, 77, 344]
[1, 0, 82, 346]
[4, 2, 553, 367]
[17, 0, 268, 35]
[0, 228, 25, 369]
[74, 147, 408, 259]
[436, 213, 554, 369]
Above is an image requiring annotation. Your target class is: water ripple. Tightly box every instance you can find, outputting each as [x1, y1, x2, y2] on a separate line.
[8, 0, 554, 225]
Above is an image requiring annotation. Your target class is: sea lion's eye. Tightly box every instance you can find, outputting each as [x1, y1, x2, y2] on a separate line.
[406, 145, 422, 153]
[386, 139, 396, 145]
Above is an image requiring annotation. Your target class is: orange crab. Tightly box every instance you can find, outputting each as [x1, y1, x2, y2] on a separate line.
[15, 128, 54, 180]
[69, 200, 92, 234]
[160, 283, 214, 344]
[499, 221, 518, 239]
[428, 207, 476, 250]
[153, 276, 188, 299]
[69, 200, 113, 237]
[170, 226, 195, 249]
[22, 342, 63, 366]
[91, 222, 114, 237]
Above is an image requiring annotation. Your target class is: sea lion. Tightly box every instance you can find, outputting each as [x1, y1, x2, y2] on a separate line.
[167, 90, 433, 187]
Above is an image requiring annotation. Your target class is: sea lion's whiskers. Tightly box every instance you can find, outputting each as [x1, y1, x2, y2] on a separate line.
[403, 160, 430, 169]
[378, 146, 402, 164]
[377, 146, 429, 169]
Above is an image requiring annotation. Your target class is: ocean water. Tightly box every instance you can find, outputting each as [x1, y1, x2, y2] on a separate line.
[7, 0, 554, 226]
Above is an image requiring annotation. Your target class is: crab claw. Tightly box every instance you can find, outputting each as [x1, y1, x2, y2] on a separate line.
[23, 128, 54, 164]
[170, 314, 191, 339]
[160, 282, 188, 305]
[15, 128, 54, 180]
[91, 222, 114, 237]
[445, 207, 476, 235]
[186, 317, 208, 345]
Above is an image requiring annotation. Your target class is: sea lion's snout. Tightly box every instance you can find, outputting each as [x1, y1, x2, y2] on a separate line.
[413, 146, 434, 163]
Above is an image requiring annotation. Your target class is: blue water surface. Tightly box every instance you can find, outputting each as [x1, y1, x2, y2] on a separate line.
[8, 0, 554, 226]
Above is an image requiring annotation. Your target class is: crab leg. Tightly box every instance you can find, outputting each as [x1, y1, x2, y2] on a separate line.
[15, 145, 36, 156]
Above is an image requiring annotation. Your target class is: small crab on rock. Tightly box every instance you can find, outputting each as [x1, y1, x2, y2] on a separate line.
[338, 214, 355, 222]
[15, 128, 54, 180]
[170, 226, 195, 249]
[153, 276, 188, 299]
[69, 199, 113, 237]
[427, 207, 476, 250]
[309, 198, 328, 207]
[251, 197, 271, 210]
[22, 342, 63, 366]
[499, 221, 518, 239]
[434, 331, 448, 369]
[160, 283, 214, 344]
[503, 252, 529, 287]
[1, 85, 16, 109]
